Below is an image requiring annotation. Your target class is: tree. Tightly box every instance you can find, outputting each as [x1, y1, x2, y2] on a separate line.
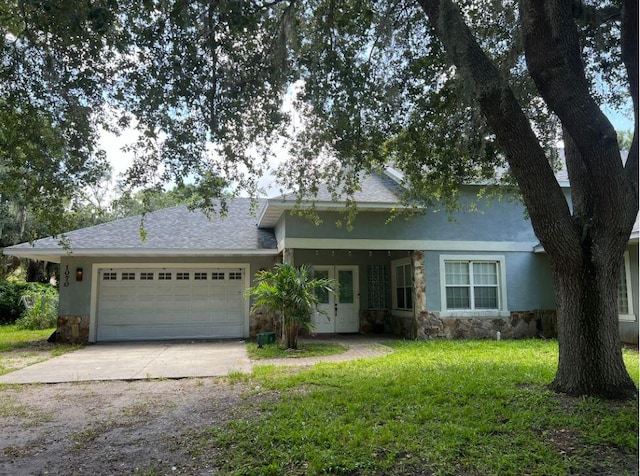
[1, 1, 637, 398]
[248, 263, 334, 349]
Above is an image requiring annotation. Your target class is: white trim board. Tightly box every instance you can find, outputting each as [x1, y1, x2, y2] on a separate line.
[5, 248, 277, 263]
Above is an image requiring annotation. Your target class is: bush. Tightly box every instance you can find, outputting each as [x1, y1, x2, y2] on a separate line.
[0, 280, 58, 325]
[0, 280, 30, 324]
[15, 288, 59, 330]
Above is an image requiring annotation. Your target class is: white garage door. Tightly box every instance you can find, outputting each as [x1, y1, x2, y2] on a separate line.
[97, 267, 246, 341]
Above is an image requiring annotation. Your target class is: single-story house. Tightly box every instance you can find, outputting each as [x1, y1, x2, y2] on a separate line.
[4, 169, 638, 344]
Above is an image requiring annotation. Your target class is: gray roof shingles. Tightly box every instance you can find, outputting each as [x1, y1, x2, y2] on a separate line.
[276, 173, 402, 204]
[6, 198, 277, 252]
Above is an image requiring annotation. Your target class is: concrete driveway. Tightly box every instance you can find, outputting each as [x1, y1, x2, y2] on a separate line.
[0, 340, 252, 384]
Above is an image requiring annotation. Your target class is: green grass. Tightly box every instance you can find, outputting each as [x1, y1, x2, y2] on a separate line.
[247, 342, 349, 360]
[188, 340, 639, 475]
[0, 324, 82, 376]
[0, 324, 56, 352]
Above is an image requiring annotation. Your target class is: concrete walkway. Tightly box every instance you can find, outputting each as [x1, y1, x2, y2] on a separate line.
[260, 335, 394, 367]
[0, 340, 252, 384]
[0, 335, 394, 384]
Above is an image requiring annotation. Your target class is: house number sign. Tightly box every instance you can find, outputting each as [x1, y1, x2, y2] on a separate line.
[64, 265, 70, 287]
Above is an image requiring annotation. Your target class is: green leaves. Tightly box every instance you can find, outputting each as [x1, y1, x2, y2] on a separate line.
[247, 263, 335, 348]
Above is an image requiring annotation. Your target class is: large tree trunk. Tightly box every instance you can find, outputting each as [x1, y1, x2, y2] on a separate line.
[550, 249, 636, 399]
[419, 0, 638, 399]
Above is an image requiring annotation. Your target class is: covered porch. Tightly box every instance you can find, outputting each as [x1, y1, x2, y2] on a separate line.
[277, 247, 426, 338]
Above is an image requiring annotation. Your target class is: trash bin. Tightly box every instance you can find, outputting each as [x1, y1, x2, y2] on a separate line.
[257, 331, 276, 347]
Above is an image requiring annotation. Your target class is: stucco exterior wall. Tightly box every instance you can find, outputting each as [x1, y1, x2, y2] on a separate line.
[283, 187, 537, 243]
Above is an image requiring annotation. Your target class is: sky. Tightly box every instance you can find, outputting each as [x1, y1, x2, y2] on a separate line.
[99, 107, 635, 196]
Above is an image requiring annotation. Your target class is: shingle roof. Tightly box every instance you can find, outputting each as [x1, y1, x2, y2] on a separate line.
[277, 173, 403, 203]
[4, 198, 277, 261]
[258, 173, 404, 227]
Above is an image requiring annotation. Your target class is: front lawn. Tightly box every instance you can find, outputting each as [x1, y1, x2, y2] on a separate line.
[0, 324, 55, 352]
[189, 340, 639, 475]
[247, 342, 349, 360]
[0, 325, 81, 376]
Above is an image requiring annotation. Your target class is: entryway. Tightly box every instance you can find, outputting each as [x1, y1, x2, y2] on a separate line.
[312, 265, 360, 333]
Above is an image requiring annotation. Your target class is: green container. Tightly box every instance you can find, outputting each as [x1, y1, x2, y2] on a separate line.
[257, 331, 276, 347]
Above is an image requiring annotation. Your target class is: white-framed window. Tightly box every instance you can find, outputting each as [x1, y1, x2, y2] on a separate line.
[439, 255, 508, 317]
[391, 258, 413, 312]
[121, 272, 136, 281]
[618, 251, 635, 322]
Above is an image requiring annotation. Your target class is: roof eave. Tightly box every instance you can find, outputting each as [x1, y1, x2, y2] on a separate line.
[3, 247, 279, 263]
[257, 200, 413, 227]
[534, 233, 638, 254]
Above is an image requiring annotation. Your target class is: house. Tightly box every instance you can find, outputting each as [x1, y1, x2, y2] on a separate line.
[3, 170, 638, 344]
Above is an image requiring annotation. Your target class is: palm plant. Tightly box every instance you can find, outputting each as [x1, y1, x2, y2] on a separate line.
[247, 263, 334, 349]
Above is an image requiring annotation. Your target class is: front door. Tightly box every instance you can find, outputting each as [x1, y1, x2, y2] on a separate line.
[312, 266, 359, 333]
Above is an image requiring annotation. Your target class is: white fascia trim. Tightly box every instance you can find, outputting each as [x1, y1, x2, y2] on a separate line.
[283, 238, 538, 252]
[2, 251, 62, 263]
[12, 248, 278, 259]
[384, 166, 405, 184]
[536, 233, 639, 252]
[89, 262, 252, 343]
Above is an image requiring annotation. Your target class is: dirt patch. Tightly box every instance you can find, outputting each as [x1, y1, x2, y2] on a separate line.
[0, 378, 255, 475]
[0, 348, 58, 374]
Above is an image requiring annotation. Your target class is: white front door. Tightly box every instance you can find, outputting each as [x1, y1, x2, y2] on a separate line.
[312, 266, 359, 333]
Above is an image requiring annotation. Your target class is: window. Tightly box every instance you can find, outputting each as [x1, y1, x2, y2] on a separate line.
[140, 272, 154, 280]
[194, 272, 208, 280]
[314, 270, 330, 304]
[212, 272, 225, 280]
[445, 261, 498, 310]
[367, 265, 389, 309]
[103, 272, 117, 281]
[439, 255, 507, 316]
[618, 252, 635, 321]
[393, 260, 413, 311]
[121, 272, 136, 281]
[176, 272, 190, 280]
[158, 272, 172, 280]
[229, 272, 242, 280]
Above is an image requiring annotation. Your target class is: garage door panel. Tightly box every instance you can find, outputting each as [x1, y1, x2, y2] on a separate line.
[97, 267, 246, 341]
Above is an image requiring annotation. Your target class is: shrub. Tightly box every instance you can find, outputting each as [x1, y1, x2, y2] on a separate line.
[15, 289, 59, 330]
[0, 280, 30, 324]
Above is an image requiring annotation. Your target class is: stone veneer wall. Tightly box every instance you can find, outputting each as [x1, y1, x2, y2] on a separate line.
[56, 316, 89, 344]
[250, 309, 277, 337]
[360, 309, 391, 334]
[390, 310, 558, 340]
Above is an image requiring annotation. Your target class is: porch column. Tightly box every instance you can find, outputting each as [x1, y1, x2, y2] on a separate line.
[412, 250, 426, 339]
[283, 248, 294, 266]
